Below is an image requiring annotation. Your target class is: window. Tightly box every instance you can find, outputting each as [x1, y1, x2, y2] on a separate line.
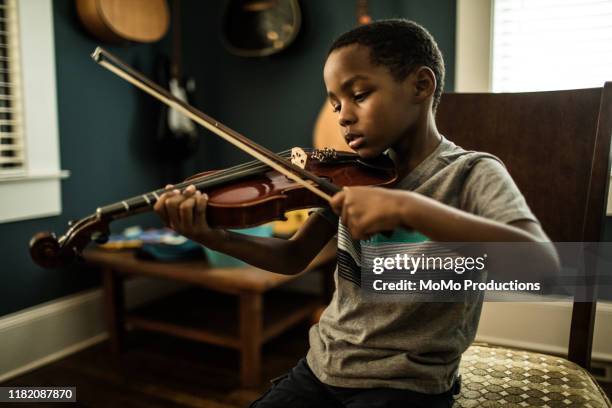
[0, 0, 25, 177]
[0, 0, 68, 223]
[491, 0, 612, 92]
[456, 0, 612, 215]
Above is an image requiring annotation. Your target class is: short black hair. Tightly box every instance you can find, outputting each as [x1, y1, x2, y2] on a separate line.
[328, 19, 445, 112]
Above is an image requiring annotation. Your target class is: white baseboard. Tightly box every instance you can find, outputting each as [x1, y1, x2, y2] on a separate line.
[0, 277, 186, 383]
[476, 301, 612, 361]
[1, 280, 610, 384]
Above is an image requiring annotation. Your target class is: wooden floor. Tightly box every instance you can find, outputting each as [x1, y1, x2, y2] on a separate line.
[1, 319, 311, 408]
[2, 301, 612, 407]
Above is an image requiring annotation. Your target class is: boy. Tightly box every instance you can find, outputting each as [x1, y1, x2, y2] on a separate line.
[154, 19, 557, 408]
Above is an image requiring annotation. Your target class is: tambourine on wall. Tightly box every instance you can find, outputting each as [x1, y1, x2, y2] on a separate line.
[222, 0, 302, 57]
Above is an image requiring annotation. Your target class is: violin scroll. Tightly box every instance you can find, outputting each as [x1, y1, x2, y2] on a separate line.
[29, 215, 110, 268]
[29, 232, 65, 269]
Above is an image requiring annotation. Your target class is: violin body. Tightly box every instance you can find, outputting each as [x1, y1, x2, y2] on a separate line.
[76, 0, 169, 43]
[190, 150, 397, 228]
[29, 149, 396, 268]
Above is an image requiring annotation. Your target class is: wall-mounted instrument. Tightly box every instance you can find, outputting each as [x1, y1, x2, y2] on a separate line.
[76, 0, 170, 43]
[156, 0, 199, 160]
[313, 0, 371, 150]
[222, 0, 301, 57]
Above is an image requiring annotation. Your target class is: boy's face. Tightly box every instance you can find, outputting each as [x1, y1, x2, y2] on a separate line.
[324, 44, 421, 158]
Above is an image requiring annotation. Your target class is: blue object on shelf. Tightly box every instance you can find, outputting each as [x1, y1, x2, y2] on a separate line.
[137, 239, 205, 261]
[203, 225, 273, 267]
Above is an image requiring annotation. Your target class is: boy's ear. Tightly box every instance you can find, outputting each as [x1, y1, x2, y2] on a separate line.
[413, 66, 436, 104]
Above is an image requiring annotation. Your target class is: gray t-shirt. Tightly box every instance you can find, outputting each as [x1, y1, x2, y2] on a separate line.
[306, 136, 538, 394]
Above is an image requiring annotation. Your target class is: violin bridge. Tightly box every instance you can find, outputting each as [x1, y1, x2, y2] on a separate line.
[290, 147, 308, 169]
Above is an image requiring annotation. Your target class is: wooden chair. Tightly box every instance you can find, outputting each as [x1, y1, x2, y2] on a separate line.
[435, 84, 612, 407]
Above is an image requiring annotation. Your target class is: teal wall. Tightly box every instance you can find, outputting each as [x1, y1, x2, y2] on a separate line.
[0, 1, 456, 316]
[0, 0, 169, 316]
[180, 0, 456, 169]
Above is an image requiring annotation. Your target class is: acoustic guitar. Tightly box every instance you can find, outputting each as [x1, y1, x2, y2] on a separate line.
[223, 0, 302, 57]
[76, 0, 169, 43]
[278, 3, 373, 243]
[313, 0, 371, 150]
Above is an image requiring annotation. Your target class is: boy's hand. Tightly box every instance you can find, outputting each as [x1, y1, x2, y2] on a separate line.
[153, 184, 224, 244]
[330, 186, 410, 240]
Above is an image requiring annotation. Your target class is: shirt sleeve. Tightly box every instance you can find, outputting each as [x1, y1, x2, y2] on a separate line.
[460, 158, 539, 225]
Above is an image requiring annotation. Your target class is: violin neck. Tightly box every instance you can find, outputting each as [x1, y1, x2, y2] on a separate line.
[95, 191, 163, 221]
[94, 160, 270, 220]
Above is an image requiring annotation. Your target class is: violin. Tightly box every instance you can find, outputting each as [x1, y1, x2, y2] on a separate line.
[29, 48, 397, 269]
[30, 148, 396, 268]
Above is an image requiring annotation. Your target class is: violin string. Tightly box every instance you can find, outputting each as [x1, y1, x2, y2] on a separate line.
[168, 148, 362, 194]
[155, 148, 296, 193]
[97, 147, 352, 220]
[109, 149, 303, 213]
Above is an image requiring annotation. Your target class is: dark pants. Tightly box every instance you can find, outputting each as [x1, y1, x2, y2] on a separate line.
[250, 358, 457, 408]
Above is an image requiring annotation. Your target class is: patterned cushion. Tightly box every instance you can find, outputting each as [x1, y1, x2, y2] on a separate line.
[454, 344, 612, 408]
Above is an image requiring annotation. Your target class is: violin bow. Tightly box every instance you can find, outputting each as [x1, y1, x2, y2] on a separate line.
[91, 47, 339, 202]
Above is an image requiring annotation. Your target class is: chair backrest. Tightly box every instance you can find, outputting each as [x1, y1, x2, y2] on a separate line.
[435, 84, 612, 368]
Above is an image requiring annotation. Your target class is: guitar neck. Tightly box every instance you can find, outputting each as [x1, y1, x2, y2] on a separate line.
[356, 0, 371, 26]
[171, 0, 182, 78]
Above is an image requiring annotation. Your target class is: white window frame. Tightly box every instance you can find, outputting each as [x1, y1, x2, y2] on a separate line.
[0, 0, 69, 224]
[455, 0, 612, 215]
[455, 0, 493, 93]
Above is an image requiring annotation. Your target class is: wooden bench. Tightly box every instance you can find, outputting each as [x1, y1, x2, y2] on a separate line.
[84, 242, 336, 387]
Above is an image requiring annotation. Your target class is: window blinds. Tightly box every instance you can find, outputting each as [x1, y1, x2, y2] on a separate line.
[0, 0, 24, 177]
[492, 0, 612, 92]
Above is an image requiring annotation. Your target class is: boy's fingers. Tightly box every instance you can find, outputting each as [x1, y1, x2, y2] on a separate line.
[153, 193, 164, 213]
[330, 190, 346, 215]
[165, 193, 184, 228]
[194, 192, 209, 227]
[154, 191, 173, 226]
[340, 188, 352, 223]
[341, 203, 349, 226]
[184, 184, 197, 195]
[179, 197, 196, 229]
